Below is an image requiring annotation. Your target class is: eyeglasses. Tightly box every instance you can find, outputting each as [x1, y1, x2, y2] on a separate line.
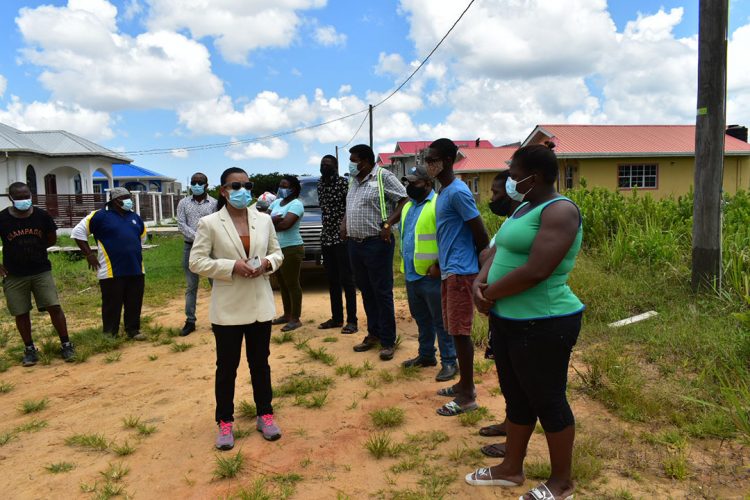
[423, 156, 440, 164]
[224, 182, 254, 190]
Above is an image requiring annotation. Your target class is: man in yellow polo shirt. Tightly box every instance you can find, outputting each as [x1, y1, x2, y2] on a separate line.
[399, 164, 457, 381]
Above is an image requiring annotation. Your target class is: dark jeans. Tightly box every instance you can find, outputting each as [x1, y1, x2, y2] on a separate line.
[322, 243, 357, 325]
[276, 245, 303, 319]
[212, 321, 273, 422]
[406, 277, 456, 365]
[490, 312, 582, 433]
[348, 237, 396, 348]
[183, 242, 199, 323]
[99, 275, 145, 336]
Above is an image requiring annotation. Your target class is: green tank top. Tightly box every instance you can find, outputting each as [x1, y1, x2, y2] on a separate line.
[488, 196, 584, 320]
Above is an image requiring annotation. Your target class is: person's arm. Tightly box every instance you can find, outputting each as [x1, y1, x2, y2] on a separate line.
[44, 213, 58, 248]
[71, 211, 99, 271]
[188, 218, 237, 282]
[467, 216, 489, 255]
[254, 219, 284, 277]
[380, 197, 408, 242]
[176, 200, 195, 241]
[483, 201, 580, 301]
[274, 201, 303, 231]
[473, 245, 496, 314]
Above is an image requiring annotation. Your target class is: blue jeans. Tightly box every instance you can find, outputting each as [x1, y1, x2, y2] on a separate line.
[183, 242, 200, 323]
[348, 238, 396, 348]
[406, 277, 457, 366]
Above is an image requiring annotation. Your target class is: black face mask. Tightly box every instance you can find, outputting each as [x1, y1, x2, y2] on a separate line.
[406, 184, 427, 201]
[489, 197, 513, 217]
[320, 165, 337, 179]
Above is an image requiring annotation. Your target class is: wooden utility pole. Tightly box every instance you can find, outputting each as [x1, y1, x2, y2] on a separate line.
[692, 0, 729, 291]
[369, 104, 374, 148]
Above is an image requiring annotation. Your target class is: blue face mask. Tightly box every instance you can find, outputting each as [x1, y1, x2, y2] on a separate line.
[348, 162, 360, 176]
[190, 183, 205, 196]
[228, 188, 252, 209]
[121, 199, 134, 211]
[505, 175, 534, 202]
[277, 188, 291, 199]
[12, 199, 33, 211]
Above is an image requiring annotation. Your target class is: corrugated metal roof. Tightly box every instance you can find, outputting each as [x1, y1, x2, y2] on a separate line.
[394, 139, 494, 155]
[93, 164, 172, 179]
[377, 152, 395, 165]
[454, 146, 517, 173]
[0, 122, 131, 162]
[524, 124, 750, 157]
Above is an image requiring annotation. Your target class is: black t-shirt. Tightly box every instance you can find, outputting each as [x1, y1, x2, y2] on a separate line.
[0, 207, 57, 276]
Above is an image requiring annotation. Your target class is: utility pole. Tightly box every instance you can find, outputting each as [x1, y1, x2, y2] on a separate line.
[369, 104, 373, 149]
[692, 0, 729, 291]
[335, 145, 339, 167]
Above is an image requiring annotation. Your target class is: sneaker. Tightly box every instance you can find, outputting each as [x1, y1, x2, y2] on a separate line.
[435, 363, 458, 382]
[61, 342, 76, 362]
[353, 337, 379, 352]
[22, 346, 39, 367]
[128, 332, 147, 341]
[215, 420, 234, 450]
[180, 321, 196, 337]
[256, 414, 281, 441]
[379, 346, 396, 361]
[402, 355, 438, 368]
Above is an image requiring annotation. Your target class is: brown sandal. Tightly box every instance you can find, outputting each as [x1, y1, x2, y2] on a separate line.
[481, 442, 506, 458]
[479, 423, 507, 437]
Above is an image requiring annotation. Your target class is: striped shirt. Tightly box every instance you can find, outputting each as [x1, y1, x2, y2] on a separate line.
[345, 166, 407, 239]
[177, 195, 217, 242]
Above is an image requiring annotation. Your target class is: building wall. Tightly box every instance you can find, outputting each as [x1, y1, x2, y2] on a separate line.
[456, 172, 499, 205]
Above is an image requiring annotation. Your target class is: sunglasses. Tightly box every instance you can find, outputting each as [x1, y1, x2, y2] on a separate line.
[423, 156, 441, 164]
[224, 182, 254, 190]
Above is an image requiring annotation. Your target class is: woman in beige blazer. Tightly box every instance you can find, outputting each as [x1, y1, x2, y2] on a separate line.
[189, 167, 284, 450]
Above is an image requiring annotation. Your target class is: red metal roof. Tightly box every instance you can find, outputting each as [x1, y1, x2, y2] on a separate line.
[377, 152, 395, 166]
[394, 139, 494, 155]
[524, 125, 750, 157]
[454, 146, 517, 173]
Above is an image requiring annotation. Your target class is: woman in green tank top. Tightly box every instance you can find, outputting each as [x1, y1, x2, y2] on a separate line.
[465, 143, 583, 500]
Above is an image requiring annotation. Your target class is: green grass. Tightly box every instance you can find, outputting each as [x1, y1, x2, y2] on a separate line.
[122, 415, 141, 429]
[45, 461, 75, 473]
[99, 462, 130, 482]
[447, 445, 484, 466]
[147, 354, 159, 361]
[111, 440, 136, 456]
[294, 392, 328, 409]
[473, 359, 494, 375]
[14, 419, 48, 433]
[65, 433, 109, 451]
[213, 451, 244, 479]
[0, 431, 17, 446]
[303, 346, 337, 366]
[170, 342, 194, 352]
[457, 406, 491, 426]
[404, 430, 450, 451]
[136, 423, 157, 436]
[238, 400, 258, 418]
[322, 336, 338, 343]
[104, 351, 121, 363]
[336, 361, 373, 378]
[370, 407, 406, 429]
[275, 371, 334, 397]
[364, 432, 400, 459]
[19, 398, 49, 414]
[271, 330, 296, 344]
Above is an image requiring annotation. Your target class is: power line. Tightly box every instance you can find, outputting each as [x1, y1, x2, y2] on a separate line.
[124, 0, 476, 157]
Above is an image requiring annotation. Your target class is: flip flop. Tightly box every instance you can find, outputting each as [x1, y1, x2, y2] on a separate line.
[341, 323, 358, 334]
[481, 442, 506, 458]
[520, 483, 574, 500]
[479, 423, 507, 437]
[436, 386, 477, 398]
[465, 467, 522, 487]
[281, 321, 302, 332]
[436, 400, 478, 416]
[318, 319, 343, 329]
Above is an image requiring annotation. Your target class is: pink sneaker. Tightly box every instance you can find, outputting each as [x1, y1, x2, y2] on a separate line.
[215, 420, 234, 450]
[256, 414, 281, 441]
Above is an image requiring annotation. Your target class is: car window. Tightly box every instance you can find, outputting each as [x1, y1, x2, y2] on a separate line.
[299, 180, 319, 208]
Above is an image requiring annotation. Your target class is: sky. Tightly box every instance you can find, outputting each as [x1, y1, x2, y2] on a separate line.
[1, 0, 749, 186]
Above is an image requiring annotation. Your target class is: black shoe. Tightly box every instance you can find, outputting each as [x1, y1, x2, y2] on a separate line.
[22, 346, 39, 367]
[435, 363, 458, 382]
[61, 342, 76, 362]
[180, 321, 196, 336]
[379, 346, 396, 361]
[353, 337, 379, 352]
[318, 319, 343, 330]
[128, 332, 147, 341]
[402, 355, 438, 368]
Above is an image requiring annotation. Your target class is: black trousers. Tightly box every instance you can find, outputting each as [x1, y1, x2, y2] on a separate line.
[490, 312, 582, 433]
[322, 243, 358, 325]
[212, 321, 273, 423]
[99, 275, 145, 336]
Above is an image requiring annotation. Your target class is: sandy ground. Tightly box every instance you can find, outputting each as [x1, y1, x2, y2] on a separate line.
[0, 273, 747, 499]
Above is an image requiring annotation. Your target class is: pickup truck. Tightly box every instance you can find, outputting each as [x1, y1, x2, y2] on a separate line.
[297, 176, 323, 269]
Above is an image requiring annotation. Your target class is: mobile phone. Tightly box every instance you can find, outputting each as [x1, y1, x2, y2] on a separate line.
[249, 256, 262, 269]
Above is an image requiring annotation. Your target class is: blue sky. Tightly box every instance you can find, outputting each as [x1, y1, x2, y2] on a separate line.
[1, 0, 749, 186]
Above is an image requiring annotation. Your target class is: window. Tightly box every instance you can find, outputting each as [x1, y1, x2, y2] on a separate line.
[565, 165, 574, 190]
[93, 184, 102, 194]
[26, 165, 37, 194]
[618, 164, 657, 189]
[73, 174, 83, 195]
[472, 177, 479, 194]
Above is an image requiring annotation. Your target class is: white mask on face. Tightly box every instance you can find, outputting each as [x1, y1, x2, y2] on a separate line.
[505, 175, 535, 202]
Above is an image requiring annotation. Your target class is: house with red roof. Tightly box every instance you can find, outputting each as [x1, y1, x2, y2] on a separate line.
[454, 145, 518, 203]
[523, 124, 750, 198]
[381, 138, 494, 179]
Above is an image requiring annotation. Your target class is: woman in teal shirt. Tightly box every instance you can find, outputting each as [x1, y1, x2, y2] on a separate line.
[465, 143, 583, 500]
[270, 175, 305, 332]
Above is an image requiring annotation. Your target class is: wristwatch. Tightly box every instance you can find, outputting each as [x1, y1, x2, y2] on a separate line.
[380, 221, 391, 229]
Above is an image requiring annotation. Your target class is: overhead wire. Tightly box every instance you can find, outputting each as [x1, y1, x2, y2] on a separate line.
[123, 0, 476, 157]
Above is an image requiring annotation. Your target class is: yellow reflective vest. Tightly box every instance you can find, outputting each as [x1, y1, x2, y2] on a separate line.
[399, 194, 439, 276]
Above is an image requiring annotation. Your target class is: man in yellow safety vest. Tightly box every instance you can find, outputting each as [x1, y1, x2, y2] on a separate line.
[399, 164, 458, 381]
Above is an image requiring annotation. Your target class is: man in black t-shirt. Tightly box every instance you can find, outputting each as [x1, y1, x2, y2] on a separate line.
[0, 182, 75, 366]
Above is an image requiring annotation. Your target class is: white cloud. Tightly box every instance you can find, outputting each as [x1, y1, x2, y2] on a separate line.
[122, 0, 142, 21]
[146, 0, 327, 64]
[314, 25, 346, 47]
[375, 52, 407, 76]
[170, 148, 189, 158]
[307, 154, 322, 165]
[0, 95, 114, 140]
[16, 1, 224, 111]
[226, 138, 290, 160]
[338, 84, 352, 94]
[728, 23, 750, 126]
[0, 74, 6, 97]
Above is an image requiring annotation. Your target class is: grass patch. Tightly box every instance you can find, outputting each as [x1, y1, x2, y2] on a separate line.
[14, 419, 48, 433]
[474, 359, 494, 375]
[45, 461, 75, 473]
[294, 392, 328, 409]
[405, 430, 450, 451]
[663, 451, 690, 480]
[104, 351, 121, 363]
[397, 365, 422, 380]
[65, 433, 109, 452]
[271, 330, 295, 344]
[336, 361, 373, 379]
[457, 406, 491, 426]
[19, 398, 49, 414]
[370, 407, 406, 429]
[148, 354, 159, 361]
[322, 336, 338, 343]
[447, 444, 485, 466]
[100, 462, 130, 482]
[136, 423, 157, 436]
[111, 440, 136, 456]
[0, 380, 14, 393]
[234, 426, 253, 439]
[0, 431, 17, 446]
[303, 346, 337, 366]
[214, 451, 244, 479]
[235, 475, 301, 500]
[276, 371, 333, 397]
[390, 455, 425, 474]
[364, 432, 403, 459]
[122, 415, 141, 429]
[170, 342, 194, 353]
[238, 400, 258, 419]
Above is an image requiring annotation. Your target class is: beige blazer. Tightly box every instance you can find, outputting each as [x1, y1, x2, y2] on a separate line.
[189, 206, 283, 326]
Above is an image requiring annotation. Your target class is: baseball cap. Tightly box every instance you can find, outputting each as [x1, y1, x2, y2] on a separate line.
[109, 187, 130, 199]
[402, 164, 430, 183]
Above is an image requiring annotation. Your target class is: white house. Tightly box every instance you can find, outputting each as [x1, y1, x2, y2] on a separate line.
[0, 122, 129, 205]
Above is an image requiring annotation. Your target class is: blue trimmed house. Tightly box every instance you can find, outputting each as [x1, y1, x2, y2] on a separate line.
[93, 164, 181, 194]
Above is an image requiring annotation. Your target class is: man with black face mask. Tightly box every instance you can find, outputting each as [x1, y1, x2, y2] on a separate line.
[317, 155, 358, 334]
[399, 165, 458, 381]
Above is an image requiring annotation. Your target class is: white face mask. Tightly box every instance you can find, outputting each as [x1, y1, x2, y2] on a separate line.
[348, 162, 360, 176]
[505, 175, 535, 202]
